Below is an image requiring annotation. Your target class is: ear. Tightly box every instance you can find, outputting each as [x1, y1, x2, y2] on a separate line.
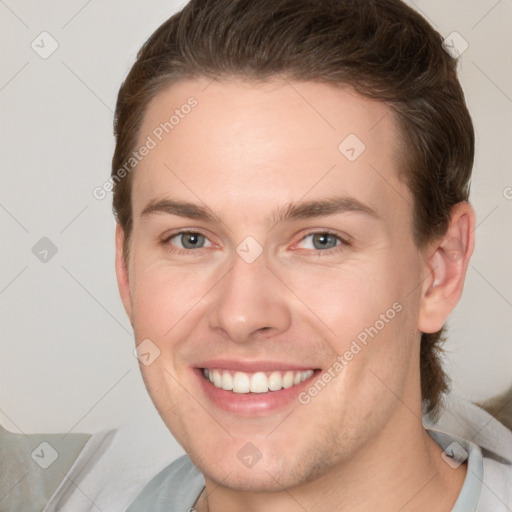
[115, 223, 133, 324]
[418, 202, 475, 333]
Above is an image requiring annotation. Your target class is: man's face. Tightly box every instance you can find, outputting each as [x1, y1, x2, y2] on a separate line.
[118, 78, 428, 490]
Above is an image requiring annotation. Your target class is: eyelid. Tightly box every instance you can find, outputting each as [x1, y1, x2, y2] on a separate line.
[159, 228, 352, 255]
[171, 232, 213, 248]
[160, 228, 218, 252]
[290, 229, 352, 251]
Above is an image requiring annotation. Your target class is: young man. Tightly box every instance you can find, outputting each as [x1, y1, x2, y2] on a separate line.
[111, 0, 512, 510]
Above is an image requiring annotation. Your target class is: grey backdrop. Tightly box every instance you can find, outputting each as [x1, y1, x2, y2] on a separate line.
[1, 0, 511, 444]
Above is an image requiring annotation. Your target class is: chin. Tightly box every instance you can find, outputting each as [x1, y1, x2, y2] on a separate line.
[201, 460, 298, 492]
[189, 440, 335, 493]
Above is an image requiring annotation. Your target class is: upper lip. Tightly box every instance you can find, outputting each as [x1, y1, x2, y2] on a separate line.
[195, 359, 319, 373]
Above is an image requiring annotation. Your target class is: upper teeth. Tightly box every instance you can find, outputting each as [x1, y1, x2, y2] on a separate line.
[203, 368, 314, 394]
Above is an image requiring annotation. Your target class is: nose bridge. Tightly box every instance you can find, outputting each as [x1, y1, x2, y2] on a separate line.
[207, 250, 291, 342]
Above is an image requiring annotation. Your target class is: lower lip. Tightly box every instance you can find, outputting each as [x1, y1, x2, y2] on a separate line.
[194, 368, 320, 416]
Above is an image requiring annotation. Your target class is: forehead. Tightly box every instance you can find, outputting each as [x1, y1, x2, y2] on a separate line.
[132, 77, 410, 222]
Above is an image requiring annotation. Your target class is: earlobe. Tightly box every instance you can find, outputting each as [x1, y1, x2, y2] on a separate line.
[115, 224, 133, 323]
[418, 202, 475, 333]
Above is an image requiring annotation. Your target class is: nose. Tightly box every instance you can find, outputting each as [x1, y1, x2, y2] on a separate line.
[206, 251, 292, 343]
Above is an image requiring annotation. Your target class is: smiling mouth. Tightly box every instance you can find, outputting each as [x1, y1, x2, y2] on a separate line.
[202, 368, 316, 394]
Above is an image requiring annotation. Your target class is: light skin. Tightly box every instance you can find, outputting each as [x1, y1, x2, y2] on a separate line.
[115, 78, 475, 511]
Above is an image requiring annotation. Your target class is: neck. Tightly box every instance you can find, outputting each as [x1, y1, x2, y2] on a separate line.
[196, 409, 466, 512]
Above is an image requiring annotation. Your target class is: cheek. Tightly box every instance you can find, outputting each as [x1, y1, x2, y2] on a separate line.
[129, 261, 212, 339]
[282, 254, 421, 393]
[281, 257, 405, 344]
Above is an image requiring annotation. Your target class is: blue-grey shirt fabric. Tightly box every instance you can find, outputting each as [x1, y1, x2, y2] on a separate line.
[126, 428, 510, 511]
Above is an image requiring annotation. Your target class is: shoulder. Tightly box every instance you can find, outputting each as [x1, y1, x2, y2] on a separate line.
[478, 456, 512, 510]
[424, 393, 512, 511]
[127, 454, 204, 512]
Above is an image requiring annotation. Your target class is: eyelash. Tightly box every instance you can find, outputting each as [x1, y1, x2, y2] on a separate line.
[159, 229, 351, 256]
[160, 230, 213, 256]
[293, 230, 351, 256]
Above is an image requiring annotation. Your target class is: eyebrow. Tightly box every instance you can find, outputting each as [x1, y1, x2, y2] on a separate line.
[271, 196, 380, 225]
[140, 196, 380, 225]
[141, 199, 220, 223]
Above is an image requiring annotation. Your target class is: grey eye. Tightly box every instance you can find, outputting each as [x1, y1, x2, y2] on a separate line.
[297, 233, 341, 250]
[311, 233, 339, 249]
[171, 232, 210, 249]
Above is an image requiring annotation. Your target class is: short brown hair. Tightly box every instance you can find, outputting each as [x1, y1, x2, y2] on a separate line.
[112, 0, 475, 419]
